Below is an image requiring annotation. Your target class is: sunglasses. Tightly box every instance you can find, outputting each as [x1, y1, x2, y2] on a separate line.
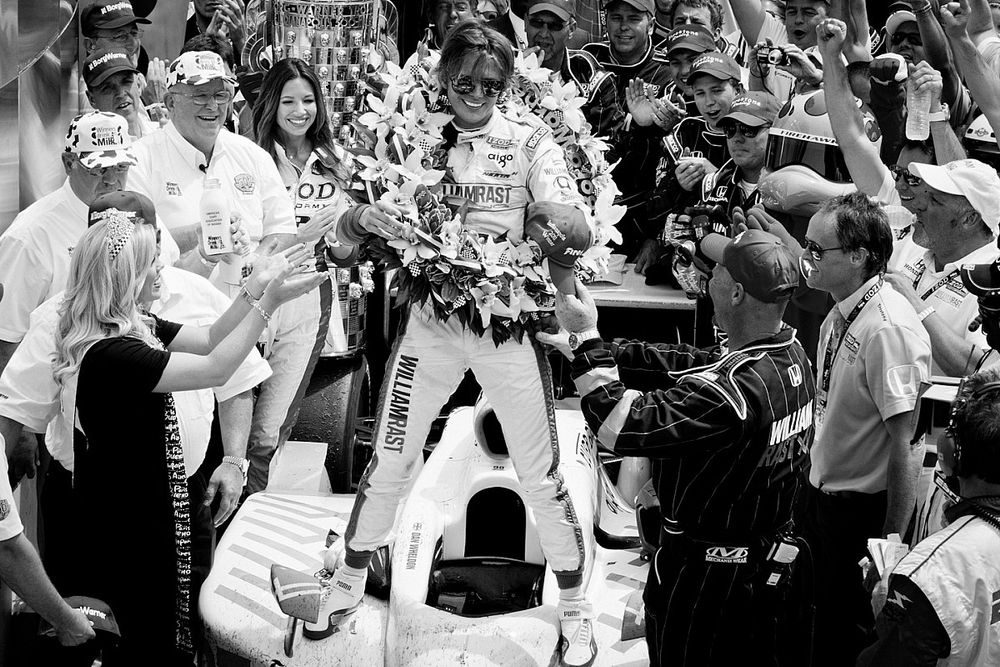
[890, 164, 922, 187]
[803, 239, 845, 262]
[77, 158, 131, 178]
[528, 16, 568, 32]
[721, 123, 769, 139]
[890, 32, 923, 47]
[449, 75, 505, 97]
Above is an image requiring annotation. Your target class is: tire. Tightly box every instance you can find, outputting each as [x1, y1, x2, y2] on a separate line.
[290, 354, 373, 493]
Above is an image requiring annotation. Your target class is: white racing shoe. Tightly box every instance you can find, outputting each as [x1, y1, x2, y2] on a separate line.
[303, 566, 367, 639]
[557, 600, 598, 667]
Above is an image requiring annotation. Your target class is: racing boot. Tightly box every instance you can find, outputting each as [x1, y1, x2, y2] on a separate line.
[303, 565, 366, 639]
[557, 599, 598, 667]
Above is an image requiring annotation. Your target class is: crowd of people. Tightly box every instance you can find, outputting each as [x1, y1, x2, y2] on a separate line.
[1, 0, 1000, 665]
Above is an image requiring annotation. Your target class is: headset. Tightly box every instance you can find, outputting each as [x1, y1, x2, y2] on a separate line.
[942, 378, 1000, 479]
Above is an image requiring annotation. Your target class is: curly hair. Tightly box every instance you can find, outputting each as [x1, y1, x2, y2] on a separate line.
[54, 220, 159, 387]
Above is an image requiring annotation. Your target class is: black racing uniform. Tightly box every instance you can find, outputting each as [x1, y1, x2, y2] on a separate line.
[651, 116, 729, 223]
[572, 327, 815, 666]
[651, 23, 743, 65]
[556, 48, 627, 150]
[583, 40, 674, 257]
[697, 158, 761, 225]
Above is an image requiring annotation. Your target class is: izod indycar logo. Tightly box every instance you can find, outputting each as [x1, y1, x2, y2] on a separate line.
[705, 546, 748, 564]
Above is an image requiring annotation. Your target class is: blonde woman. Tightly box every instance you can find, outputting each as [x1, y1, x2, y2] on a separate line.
[54, 205, 323, 665]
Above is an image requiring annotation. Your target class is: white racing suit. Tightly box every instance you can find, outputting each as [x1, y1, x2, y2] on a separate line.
[338, 110, 587, 583]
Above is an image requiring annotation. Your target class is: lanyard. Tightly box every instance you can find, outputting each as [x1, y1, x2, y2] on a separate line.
[819, 280, 882, 394]
[910, 262, 961, 301]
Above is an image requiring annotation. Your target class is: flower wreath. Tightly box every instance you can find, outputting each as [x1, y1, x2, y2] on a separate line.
[338, 48, 625, 345]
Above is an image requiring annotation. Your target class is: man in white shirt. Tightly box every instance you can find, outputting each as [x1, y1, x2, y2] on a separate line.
[0, 112, 180, 377]
[127, 50, 296, 284]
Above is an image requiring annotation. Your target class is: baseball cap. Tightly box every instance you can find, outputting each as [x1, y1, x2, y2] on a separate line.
[885, 10, 917, 37]
[88, 191, 156, 227]
[524, 202, 593, 294]
[166, 51, 236, 88]
[528, 0, 576, 20]
[720, 92, 782, 127]
[664, 25, 717, 56]
[38, 596, 121, 638]
[81, 0, 150, 35]
[686, 52, 741, 84]
[601, 0, 655, 14]
[701, 229, 800, 303]
[908, 159, 1000, 235]
[64, 112, 136, 169]
[83, 47, 139, 88]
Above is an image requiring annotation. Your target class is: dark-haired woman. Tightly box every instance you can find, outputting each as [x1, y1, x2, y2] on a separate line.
[323, 21, 597, 667]
[247, 58, 358, 494]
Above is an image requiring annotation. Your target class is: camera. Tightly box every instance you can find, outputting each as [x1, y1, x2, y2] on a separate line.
[757, 45, 788, 68]
[961, 260, 1000, 350]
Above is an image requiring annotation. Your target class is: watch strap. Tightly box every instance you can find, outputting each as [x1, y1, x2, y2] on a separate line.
[570, 329, 601, 350]
[928, 104, 949, 122]
[222, 456, 249, 484]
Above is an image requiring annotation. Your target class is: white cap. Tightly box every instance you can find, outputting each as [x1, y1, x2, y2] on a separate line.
[885, 10, 916, 37]
[166, 51, 235, 87]
[63, 112, 136, 168]
[908, 159, 1000, 235]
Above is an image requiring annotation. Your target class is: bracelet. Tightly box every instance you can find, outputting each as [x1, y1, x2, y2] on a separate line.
[913, 2, 933, 15]
[249, 298, 272, 323]
[240, 283, 264, 303]
[198, 251, 219, 269]
[918, 306, 936, 321]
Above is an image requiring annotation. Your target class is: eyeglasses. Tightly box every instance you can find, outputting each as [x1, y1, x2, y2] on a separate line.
[721, 123, 769, 139]
[890, 164, 922, 187]
[174, 90, 234, 106]
[76, 158, 131, 177]
[803, 239, 845, 261]
[890, 32, 922, 47]
[528, 16, 568, 32]
[449, 75, 505, 97]
[93, 27, 143, 45]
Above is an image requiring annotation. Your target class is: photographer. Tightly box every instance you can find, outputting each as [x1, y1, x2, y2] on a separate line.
[858, 370, 1000, 666]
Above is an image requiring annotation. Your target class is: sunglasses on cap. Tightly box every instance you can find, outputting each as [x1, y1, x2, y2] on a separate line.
[528, 16, 568, 32]
[449, 75, 505, 97]
[75, 157, 131, 177]
[721, 123, 770, 139]
[890, 164, 922, 187]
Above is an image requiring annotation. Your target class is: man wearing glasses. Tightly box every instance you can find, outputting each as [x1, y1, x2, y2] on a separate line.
[798, 192, 931, 666]
[127, 51, 296, 286]
[524, 0, 625, 140]
[697, 91, 780, 220]
[0, 112, 179, 377]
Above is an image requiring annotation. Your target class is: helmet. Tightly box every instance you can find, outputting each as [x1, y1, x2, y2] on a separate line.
[761, 90, 881, 215]
[963, 114, 1000, 173]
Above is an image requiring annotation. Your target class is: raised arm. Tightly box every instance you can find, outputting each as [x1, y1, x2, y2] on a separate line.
[817, 19, 889, 196]
[942, 0, 1000, 144]
[729, 0, 769, 46]
[911, 0, 964, 109]
[155, 246, 326, 393]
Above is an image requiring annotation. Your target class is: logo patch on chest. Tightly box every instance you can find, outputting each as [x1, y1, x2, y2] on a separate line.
[233, 173, 256, 194]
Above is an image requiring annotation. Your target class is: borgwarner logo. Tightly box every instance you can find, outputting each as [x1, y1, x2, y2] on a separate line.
[705, 546, 748, 564]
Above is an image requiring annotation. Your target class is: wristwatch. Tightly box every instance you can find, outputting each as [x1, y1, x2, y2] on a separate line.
[928, 103, 949, 123]
[222, 456, 249, 485]
[568, 329, 601, 351]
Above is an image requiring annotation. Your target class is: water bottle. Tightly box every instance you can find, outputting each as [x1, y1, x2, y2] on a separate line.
[906, 78, 931, 141]
[199, 179, 234, 256]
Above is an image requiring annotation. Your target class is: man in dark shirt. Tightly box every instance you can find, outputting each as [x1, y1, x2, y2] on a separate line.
[541, 229, 814, 666]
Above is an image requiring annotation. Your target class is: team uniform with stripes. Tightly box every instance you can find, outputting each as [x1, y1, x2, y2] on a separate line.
[571, 327, 815, 666]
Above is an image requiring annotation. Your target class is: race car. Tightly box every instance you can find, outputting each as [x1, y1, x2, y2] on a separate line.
[199, 397, 649, 666]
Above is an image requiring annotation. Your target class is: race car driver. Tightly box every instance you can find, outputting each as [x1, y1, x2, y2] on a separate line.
[542, 229, 814, 666]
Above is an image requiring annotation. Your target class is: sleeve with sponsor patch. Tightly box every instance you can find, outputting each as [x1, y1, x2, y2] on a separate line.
[523, 127, 586, 211]
[857, 575, 950, 666]
[865, 326, 931, 421]
[571, 342, 743, 456]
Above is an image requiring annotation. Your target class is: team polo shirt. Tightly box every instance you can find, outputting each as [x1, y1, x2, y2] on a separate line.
[0, 435, 25, 541]
[809, 277, 931, 493]
[890, 235, 997, 375]
[0, 182, 181, 343]
[127, 122, 296, 251]
[0, 267, 271, 476]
